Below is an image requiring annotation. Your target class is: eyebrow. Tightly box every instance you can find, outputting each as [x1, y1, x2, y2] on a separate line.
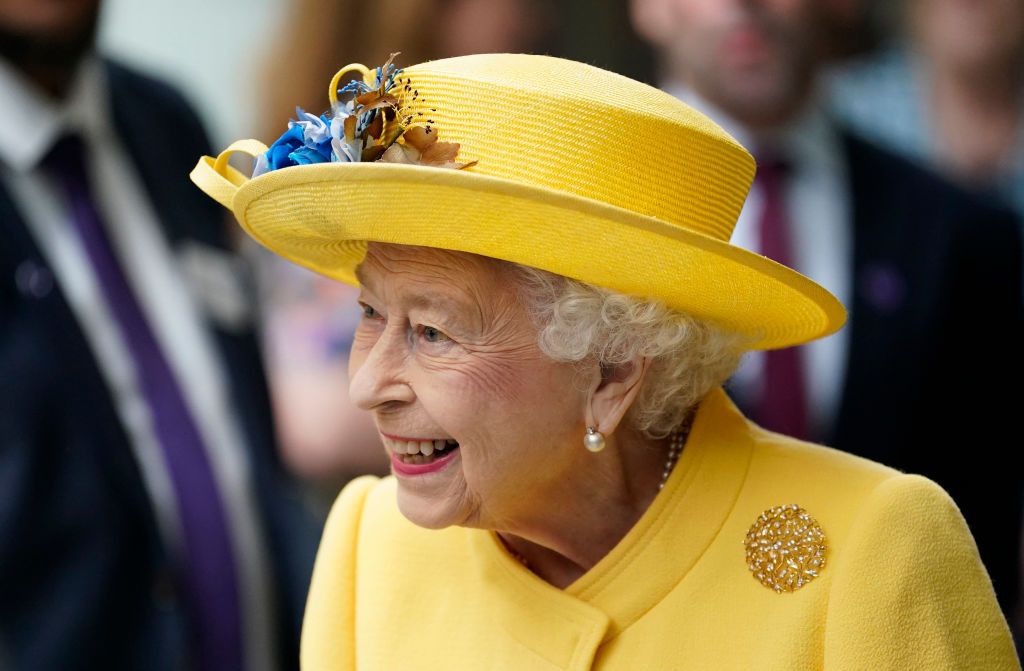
[356, 276, 479, 327]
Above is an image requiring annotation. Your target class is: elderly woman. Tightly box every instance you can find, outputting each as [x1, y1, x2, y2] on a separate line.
[192, 54, 1018, 670]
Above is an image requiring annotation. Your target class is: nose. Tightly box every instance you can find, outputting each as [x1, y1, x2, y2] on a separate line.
[348, 326, 416, 411]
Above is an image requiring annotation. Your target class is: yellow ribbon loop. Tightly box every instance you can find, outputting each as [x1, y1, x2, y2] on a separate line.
[189, 139, 268, 210]
[329, 63, 372, 108]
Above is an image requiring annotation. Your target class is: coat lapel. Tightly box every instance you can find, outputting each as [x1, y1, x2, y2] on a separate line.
[831, 132, 920, 461]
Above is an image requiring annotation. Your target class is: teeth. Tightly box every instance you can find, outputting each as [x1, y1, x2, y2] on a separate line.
[384, 436, 457, 457]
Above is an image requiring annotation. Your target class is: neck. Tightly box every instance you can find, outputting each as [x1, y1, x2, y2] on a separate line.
[10, 62, 77, 99]
[496, 425, 678, 589]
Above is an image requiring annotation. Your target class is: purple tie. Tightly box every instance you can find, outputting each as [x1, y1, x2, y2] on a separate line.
[44, 135, 244, 671]
[754, 153, 810, 440]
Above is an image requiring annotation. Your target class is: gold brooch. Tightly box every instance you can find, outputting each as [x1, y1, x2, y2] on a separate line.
[744, 503, 827, 593]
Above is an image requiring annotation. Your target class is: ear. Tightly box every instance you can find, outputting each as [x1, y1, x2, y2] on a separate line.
[629, 0, 676, 46]
[585, 357, 652, 437]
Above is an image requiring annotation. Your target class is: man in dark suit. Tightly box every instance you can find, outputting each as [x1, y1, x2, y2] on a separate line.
[0, 2, 318, 669]
[631, 0, 1024, 631]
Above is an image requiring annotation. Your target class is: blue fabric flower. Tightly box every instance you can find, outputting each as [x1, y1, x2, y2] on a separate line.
[254, 108, 340, 177]
[287, 145, 327, 165]
[259, 124, 305, 174]
[287, 110, 333, 165]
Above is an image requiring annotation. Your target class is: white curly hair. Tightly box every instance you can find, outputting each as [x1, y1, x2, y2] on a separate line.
[509, 263, 751, 439]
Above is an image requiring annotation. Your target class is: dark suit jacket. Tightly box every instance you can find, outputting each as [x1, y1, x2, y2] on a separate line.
[0, 60, 319, 670]
[730, 131, 1024, 621]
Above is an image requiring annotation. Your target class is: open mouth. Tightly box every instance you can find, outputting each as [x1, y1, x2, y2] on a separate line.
[382, 436, 460, 465]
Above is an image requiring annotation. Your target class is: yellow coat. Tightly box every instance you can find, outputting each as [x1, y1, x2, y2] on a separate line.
[301, 387, 1019, 670]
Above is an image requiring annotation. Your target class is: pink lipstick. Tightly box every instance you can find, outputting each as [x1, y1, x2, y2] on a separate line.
[390, 447, 460, 476]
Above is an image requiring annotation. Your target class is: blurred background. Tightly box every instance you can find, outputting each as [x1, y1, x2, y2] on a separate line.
[98, 0, 656, 145]
[2, 0, 1021, 668]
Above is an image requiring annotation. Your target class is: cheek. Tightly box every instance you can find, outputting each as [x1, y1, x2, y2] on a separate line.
[456, 353, 541, 405]
[409, 360, 521, 438]
[414, 355, 583, 469]
[420, 345, 575, 413]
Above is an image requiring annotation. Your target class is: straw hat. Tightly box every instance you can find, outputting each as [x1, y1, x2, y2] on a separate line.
[190, 53, 844, 349]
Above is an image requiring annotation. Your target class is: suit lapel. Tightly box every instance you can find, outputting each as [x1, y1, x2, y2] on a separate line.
[0, 180, 45, 274]
[832, 132, 918, 459]
[0, 175, 158, 517]
[107, 62, 191, 248]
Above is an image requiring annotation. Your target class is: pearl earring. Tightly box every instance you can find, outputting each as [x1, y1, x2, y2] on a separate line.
[584, 426, 606, 453]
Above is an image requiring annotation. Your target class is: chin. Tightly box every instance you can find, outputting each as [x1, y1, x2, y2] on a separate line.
[395, 484, 460, 530]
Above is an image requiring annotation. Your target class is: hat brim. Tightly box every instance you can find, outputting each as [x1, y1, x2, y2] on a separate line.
[218, 161, 845, 350]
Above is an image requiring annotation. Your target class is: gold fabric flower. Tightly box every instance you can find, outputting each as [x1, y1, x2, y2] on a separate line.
[379, 126, 477, 170]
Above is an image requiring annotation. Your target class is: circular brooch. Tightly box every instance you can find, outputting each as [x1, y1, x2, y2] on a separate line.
[744, 503, 827, 593]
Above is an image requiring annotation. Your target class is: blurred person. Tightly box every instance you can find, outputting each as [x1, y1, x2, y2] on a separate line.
[0, 1, 317, 669]
[631, 0, 1024, 628]
[192, 53, 1017, 670]
[831, 0, 1024, 225]
[827, 0, 1024, 644]
[254, 0, 555, 497]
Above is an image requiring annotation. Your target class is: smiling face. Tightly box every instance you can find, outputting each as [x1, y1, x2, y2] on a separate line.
[631, 0, 821, 128]
[348, 243, 589, 530]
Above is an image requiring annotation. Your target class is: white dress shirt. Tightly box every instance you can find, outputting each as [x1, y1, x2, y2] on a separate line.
[664, 85, 852, 440]
[0, 56, 275, 670]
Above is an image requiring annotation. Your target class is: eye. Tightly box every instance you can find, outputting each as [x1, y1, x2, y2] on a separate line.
[359, 302, 381, 319]
[420, 325, 451, 344]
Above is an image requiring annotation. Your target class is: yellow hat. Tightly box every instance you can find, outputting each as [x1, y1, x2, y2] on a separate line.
[190, 53, 845, 350]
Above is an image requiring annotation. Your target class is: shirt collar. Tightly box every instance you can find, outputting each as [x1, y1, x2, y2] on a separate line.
[0, 54, 110, 173]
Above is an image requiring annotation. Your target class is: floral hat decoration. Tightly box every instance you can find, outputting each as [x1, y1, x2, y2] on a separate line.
[191, 52, 846, 350]
[253, 53, 476, 176]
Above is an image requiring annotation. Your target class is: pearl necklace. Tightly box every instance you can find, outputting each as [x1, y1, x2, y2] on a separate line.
[659, 427, 688, 491]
